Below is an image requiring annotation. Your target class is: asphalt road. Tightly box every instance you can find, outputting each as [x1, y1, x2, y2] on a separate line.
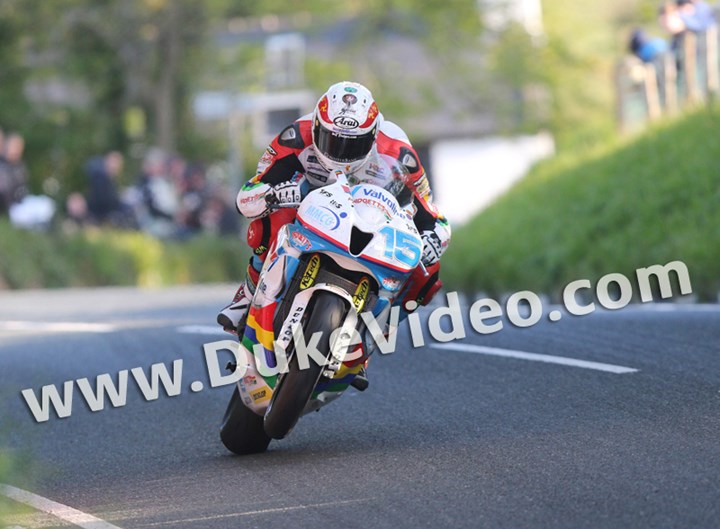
[0, 285, 719, 529]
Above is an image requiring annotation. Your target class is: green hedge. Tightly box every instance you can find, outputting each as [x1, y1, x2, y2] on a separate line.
[442, 105, 720, 301]
[0, 222, 249, 289]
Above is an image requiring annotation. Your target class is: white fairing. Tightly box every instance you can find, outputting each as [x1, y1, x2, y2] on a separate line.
[296, 172, 421, 272]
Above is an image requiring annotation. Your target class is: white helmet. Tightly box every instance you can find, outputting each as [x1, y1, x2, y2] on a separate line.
[312, 81, 381, 174]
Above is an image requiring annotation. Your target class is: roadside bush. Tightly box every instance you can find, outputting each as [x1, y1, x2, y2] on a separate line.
[0, 221, 248, 289]
[442, 106, 720, 301]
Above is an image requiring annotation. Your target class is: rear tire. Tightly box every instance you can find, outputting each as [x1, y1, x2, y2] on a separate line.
[220, 386, 271, 455]
[263, 292, 347, 440]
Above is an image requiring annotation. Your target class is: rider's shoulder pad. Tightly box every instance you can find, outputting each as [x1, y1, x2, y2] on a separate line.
[278, 120, 311, 150]
[378, 120, 410, 144]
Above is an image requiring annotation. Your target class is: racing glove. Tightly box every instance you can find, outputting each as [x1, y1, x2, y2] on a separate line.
[420, 229, 444, 266]
[266, 172, 305, 207]
[420, 217, 451, 266]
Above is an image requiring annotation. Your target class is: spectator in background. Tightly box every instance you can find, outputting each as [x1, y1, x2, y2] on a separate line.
[629, 28, 670, 62]
[660, 0, 716, 41]
[675, 0, 716, 32]
[660, 2, 686, 37]
[135, 148, 180, 239]
[85, 151, 135, 228]
[176, 162, 208, 236]
[0, 133, 29, 216]
[200, 184, 239, 237]
[64, 192, 90, 231]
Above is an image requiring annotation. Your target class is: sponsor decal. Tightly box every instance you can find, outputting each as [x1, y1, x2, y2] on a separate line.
[333, 116, 359, 129]
[302, 205, 346, 230]
[359, 188, 400, 217]
[260, 151, 273, 165]
[329, 199, 343, 209]
[319, 189, 332, 197]
[415, 175, 430, 198]
[344, 86, 358, 93]
[239, 191, 265, 205]
[282, 304, 306, 341]
[307, 170, 328, 183]
[242, 375, 258, 386]
[250, 388, 270, 403]
[253, 244, 267, 256]
[352, 197, 392, 220]
[352, 277, 371, 311]
[381, 276, 402, 291]
[290, 231, 311, 250]
[300, 254, 321, 290]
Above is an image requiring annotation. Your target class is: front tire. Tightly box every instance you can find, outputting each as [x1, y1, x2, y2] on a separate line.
[263, 292, 347, 440]
[220, 386, 271, 455]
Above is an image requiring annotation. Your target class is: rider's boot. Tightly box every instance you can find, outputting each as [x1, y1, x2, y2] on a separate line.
[217, 267, 259, 335]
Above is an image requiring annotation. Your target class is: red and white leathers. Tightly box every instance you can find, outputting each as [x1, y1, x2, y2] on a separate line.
[218, 113, 451, 333]
[239, 113, 449, 251]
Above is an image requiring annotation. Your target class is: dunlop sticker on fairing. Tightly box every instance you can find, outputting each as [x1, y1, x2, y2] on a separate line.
[300, 255, 321, 290]
[352, 277, 370, 310]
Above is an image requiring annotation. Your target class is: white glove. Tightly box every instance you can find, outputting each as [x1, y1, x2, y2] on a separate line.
[268, 179, 303, 207]
[420, 229, 444, 266]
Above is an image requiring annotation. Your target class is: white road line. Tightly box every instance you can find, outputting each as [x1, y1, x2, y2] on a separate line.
[0, 484, 123, 529]
[175, 325, 227, 335]
[136, 498, 370, 527]
[431, 343, 639, 374]
[631, 303, 720, 312]
[0, 321, 117, 333]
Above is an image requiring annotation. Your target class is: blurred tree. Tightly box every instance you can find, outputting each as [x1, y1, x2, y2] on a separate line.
[488, 22, 549, 132]
[61, 0, 206, 154]
[0, 0, 210, 197]
[0, 1, 31, 132]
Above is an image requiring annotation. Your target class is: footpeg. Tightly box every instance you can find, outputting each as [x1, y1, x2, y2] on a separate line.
[350, 374, 369, 392]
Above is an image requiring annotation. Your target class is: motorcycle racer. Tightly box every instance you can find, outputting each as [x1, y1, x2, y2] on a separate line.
[218, 81, 451, 334]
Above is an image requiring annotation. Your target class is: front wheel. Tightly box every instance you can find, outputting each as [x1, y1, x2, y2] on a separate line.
[220, 386, 271, 455]
[263, 292, 347, 440]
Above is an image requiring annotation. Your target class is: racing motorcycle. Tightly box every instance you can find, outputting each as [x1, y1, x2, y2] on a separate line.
[220, 159, 424, 454]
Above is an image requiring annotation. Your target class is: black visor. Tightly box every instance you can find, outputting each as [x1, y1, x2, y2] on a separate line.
[313, 122, 376, 163]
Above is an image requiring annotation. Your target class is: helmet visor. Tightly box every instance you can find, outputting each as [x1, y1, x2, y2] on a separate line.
[313, 124, 375, 163]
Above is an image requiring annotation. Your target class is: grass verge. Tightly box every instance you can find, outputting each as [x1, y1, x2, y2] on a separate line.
[442, 104, 720, 301]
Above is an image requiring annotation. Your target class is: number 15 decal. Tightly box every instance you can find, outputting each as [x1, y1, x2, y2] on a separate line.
[378, 226, 421, 268]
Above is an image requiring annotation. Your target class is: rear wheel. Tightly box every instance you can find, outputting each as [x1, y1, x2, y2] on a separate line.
[263, 292, 347, 440]
[220, 386, 271, 455]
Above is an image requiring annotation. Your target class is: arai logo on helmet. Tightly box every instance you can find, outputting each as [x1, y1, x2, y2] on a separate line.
[333, 116, 359, 129]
